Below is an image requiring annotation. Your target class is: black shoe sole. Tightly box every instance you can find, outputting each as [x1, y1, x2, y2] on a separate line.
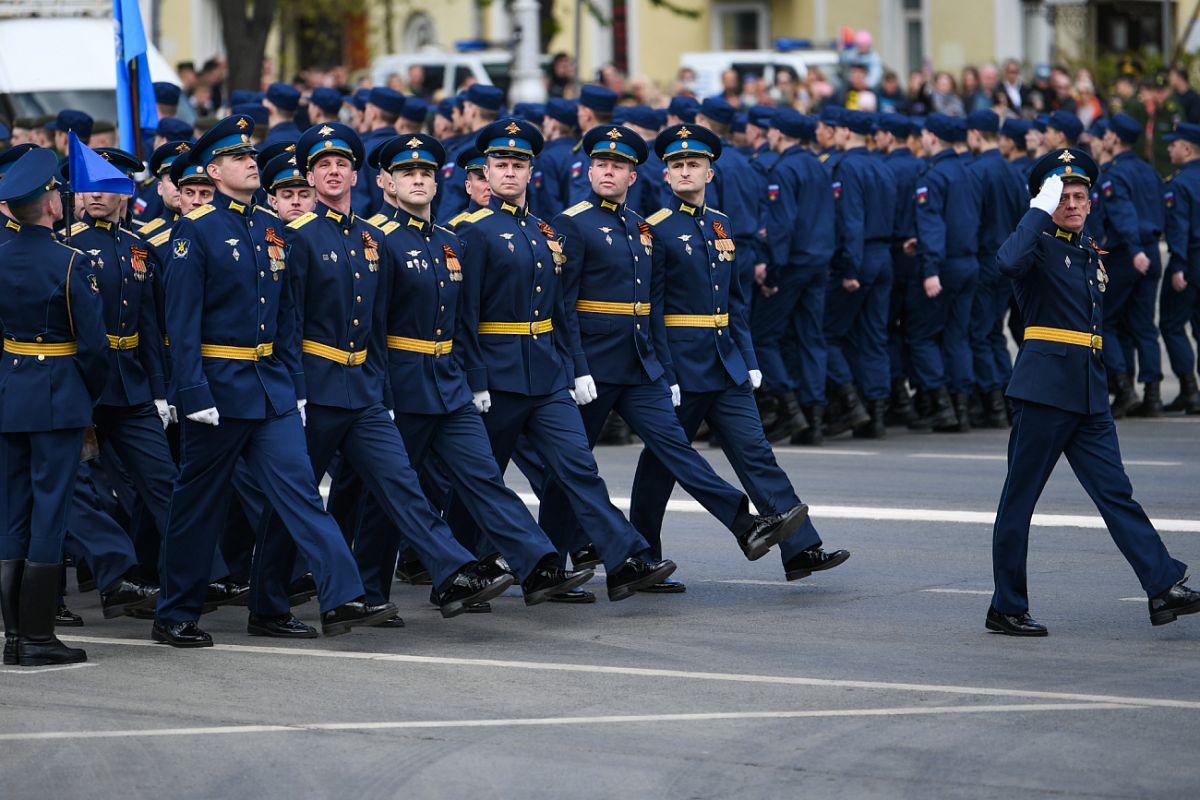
[785, 550, 851, 582]
[18, 653, 88, 667]
[1150, 597, 1200, 626]
[636, 581, 687, 594]
[102, 593, 158, 620]
[322, 604, 399, 637]
[571, 552, 602, 570]
[524, 570, 595, 606]
[548, 591, 596, 604]
[465, 602, 492, 613]
[984, 619, 1048, 637]
[287, 590, 318, 607]
[440, 574, 516, 619]
[247, 623, 319, 638]
[151, 628, 213, 648]
[608, 561, 678, 602]
[742, 504, 809, 561]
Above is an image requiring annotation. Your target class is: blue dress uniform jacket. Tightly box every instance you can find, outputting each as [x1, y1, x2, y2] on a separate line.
[532, 136, 577, 217]
[284, 204, 387, 409]
[915, 150, 982, 278]
[377, 210, 474, 415]
[165, 192, 303, 417]
[1160, 160, 1200, 379]
[882, 147, 924, 246]
[762, 144, 835, 271]
[457, 197, 574, 396]
[564, 145, 592, 207]
[998, 209, 1108, 415]
[646, 201, 755, 391]
[352, 127, 395, 216]
[553, 194, 667, 386]
[0, 225, 109, 431]
[436, 141, 474, 222]
[62, 217, 167, 406]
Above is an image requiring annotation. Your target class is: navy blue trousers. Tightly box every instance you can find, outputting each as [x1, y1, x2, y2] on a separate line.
[751, 264, 828, 405]
[156, 411, 364, 624]
[825, 245, 893, 401]
[0, 428, 84, 563]
[968, 255, 1011, 393]
[1159, 270, 1200, 380]
[907, 256, 978, 392]
[1103, 248, 1164, 383]
[92, 403, 177, 535]
[64, 463, 137, 593]
[887, 249, 919, 383]
[991, 400, 1186, 614]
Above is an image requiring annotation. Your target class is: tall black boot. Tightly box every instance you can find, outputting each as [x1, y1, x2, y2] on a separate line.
[1130, 381, 1164, 418]
[837, 383, 871, 429]
[764, 391, 808, 442]
[1111, 372, 1136, 419]
[909, 386, 956, 430]
[967, 388, 985, 428]
[1, 560, 22, 666]
[935, 392, 971, 433]
[885, 379, 916, 426]
[793, 405, 824, 446]
[597, 411, 633, 445]
[853, 398, 888, 439]
[1165, 373, 1200, 413]
[984, 387, 1010, 428]
[17, 562, 86, 667]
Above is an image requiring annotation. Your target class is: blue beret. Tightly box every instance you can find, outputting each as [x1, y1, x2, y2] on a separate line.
[465, 84, 504, 111]
[579, 84, 618, 113]
[297, 121, 364, 171]
[583, 124, 648, 165]
[368, 87, 406, 115]
[0, 147, 61, 203]
[654, 123, 722, 162]
[545, 98, 577, 127]
[1164, 122, 1200, 145]
[266, 82, 301, 112]
[153, 82, 181, 107]
[155, 117, 194, 142]
[624, 105, 660, 132]
[1000, 118, 1032, 141]
[1108, 113, 1142, 144]
[699, 97, 736, 126]
[965, 110, 1000, 133]
[401, 97, 429, 125]
[309, 87, 344, 116]
[1028, 147, 1097, 196]
[840, 110, 874, 135]
[877, 113, 910, 138]
[772, 108, 815, 142]
[262, 152, 306, 192]
[923, 112, 959, 143]
[50, 109, 93, 139]
[374, 133, 445, 172]
[668, 96, 699, 123]
[475, 118, 544, 159]
[193, 113, 258, 166]
[1047, 110, 1083, 142]
[0, 143, 38, 177]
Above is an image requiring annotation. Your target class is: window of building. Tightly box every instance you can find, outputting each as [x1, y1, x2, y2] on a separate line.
[903, 0, 925, 76]
[711, 2, 770, 51]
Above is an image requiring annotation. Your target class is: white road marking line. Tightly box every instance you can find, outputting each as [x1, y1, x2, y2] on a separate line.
[908, 453, 1180, 467]
[1119, 597, 1145, 603]
[56, 635, 1200, 711]
[0, 662, 96, 675]
[712, 579, 796, 587]
[774, 448, 880, 457]
[0, 703, 1139, 743]
[921, 589, 993, 595]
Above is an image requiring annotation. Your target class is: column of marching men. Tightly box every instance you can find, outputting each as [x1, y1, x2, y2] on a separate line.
[5, 80, 1200, 665]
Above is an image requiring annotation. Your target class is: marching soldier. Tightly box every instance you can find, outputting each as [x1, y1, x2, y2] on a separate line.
[437, 85, 504, 221]
[532, 99, 579, 217]
[1159, 123, 1200, 413]
[351, 87, 406, 216]
[444, 148, 491, 228]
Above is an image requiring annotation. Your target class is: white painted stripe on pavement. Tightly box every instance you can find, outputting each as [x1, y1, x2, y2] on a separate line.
[0, 703, 1138, 743]
[56, 635, 1200, 711]
[713, 579, 795, 587]
[0, 662, 96, 675]
[774, 448, 880, 457]
[921, 589, 993, 595]
[908, 453, 1180, 467]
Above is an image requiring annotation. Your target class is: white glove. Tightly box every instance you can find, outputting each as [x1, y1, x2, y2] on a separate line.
[569, 387, 577, 403]
[574, 375, 598, 405]
[388, 409, 395, 420]
[748, 369, 762, 390]
[473, 390, 492, 414]
[670, 384, 681, 407]
[186, 407, 220, 426]
[297, 399, 307, 427]
[1030, 173, 1063, 215]
[153, 398, 171, 429]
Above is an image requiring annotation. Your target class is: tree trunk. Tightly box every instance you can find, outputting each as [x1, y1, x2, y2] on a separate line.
[217, 0, 280, 92]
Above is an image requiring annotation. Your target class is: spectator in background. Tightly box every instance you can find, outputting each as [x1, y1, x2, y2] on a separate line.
[1001, 59, 1032, 113]
[877, 70, 907, 113]
[1029, 63, 1052, 112]
[931, 72, 964, 116]
[961, 67, 986, 112]
[176, 61, 198, 94]
[195, 57, 225, 114]
[673, 66, 698, 97]
[1169, 66, 1200, 124]
[386, 73, 405, 93]
[407, 64, 430, 99]
[1075, 76, 1103, 127]
[1110, 73, 1140, 115]
[769, 67, 799, 108]
[599, 63, 626, 96]
[977, 64, 1000, 112]
[1050, 69, 1077, 113]
[549, 53, 576, 98]
[907, 70, 933, 115]
[839, 64, 877, 111]
[717, 69, 741, 106]
[806, 67, 834, 108]
[840, 29, 884, 89]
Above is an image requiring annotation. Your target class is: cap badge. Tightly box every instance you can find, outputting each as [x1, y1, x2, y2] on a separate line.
[505, 122, 521, 135]
[1058, 150, 1075, 163]
[318, 125, 335, 137]
[606, 128, 622, 140]
[677, 126, 692, 138]
[406, 137, 423, 148]
[236, 118, 249, 129]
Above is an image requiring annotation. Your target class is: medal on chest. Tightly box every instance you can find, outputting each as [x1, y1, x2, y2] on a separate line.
[86, 248, 105, 270]
[1088, 240, 1109, 293]
[404, 250, 429, 271]
[539, 222, 566, 273]
[129, 246, 149, 282]
[712, 220, 735, 262]
[500, 232, 515, 253]
[362, 230, 380, 272]
[225, 238, 240, 262]
[443, 243, 463, 281]
[264, 228, 287, 279]
[637, 221, 652, 255]
[599, 226, 613, 246]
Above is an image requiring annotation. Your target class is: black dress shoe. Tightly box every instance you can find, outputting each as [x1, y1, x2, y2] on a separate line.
[548, 587, 596, 603]
[607, 557, 677, 601]
[1149, 579, 1200, 626]
[152, 620, 214, 648]
[783, 547, 851, 582]
[433, 567, 515, 619]
[570, 544, 601, 570]
[522, 561, 594, 606]
[474, 553, 516, 582]
[321, 600, 398, 636]
[201, 580, 250, 614]
[247, 613, 318, 638]
[735, 503, 809, 561]
[427, 588, 491, 613]
[287, 574, 318, 607]
[100, 578, 159, 619]
[637, 578, 687, 594]
[55, 605, 84, 626]
[395, 559, 432, 585]
[985, 607, 1048, 637]
[377, 614, 406, 628]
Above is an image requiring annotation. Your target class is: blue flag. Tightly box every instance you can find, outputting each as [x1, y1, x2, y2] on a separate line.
[114, 0, 158, 155]
[69, 132, 135, 195]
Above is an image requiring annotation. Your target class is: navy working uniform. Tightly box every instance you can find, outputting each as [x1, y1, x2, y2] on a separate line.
[989, 148, 1194, 632]
[438, 84, 505, 222]
[351, 87, 406, 216]
[1160, 123, 1200, 408]
[879, 115, 925, 398]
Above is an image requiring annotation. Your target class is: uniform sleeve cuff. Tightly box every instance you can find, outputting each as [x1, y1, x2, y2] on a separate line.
[178, 382, 216, 416]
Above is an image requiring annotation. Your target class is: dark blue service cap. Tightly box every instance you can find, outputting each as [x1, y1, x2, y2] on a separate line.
[149, 140, 194, 177]
[965, 110, 1000, 133]
[1108, 113, 1142, 144]
[668, 95, 698, 123]
[819, 105, 843, 127]
[92, 147, 142, 177]
[624, 105, 660, 132]
[375, 133, 445, 172]
[475, 118, 543, 159]
[1086, 117, 1108, 140]
[255, 140, 297, 171]
[169, 149, 210, 186]
[49, 109, 94, 139]
[876, 113, 910, 138]
[840, 110, 874, 135]
[1164, 122, 1200, 145]
[1032, 113, 1050, 133]
[309, 87, 344, 116]
[153, 81, 182, 107]
[731, 113, 747, 135]
[455, 146, 487, 172]
[436, 97, 457, 121]
[513, 102, 544, 125]
[0, 143, 38, 177]
[193, 113, 258, 165]
[772, 108, 816, 142]
[1047, 110, 1083, 142]
[582, 124, 648, 165]
[297, 121, 364, 171]
[654, 123, 721, 162]
[1027, 147, 1097, 197]
[579, 84, 618, 114]
[464, 84, 505, 111]
[748, 104, 776, 128]
[368, 86, 406, 115]
[545, 98, 577, 126]
[266, 82, 301, 112]
[699, 97, 736, 126]
[401, 97, 430, 125]
[0, 147, 60, 203]
[1000, 118, 1031, 142]
[229, 90, 264, 107]
[923, 112, 959, 143]
[230, 104, 268, 126]
[262, 152, 306, 192]
[154, 117, 194, 142]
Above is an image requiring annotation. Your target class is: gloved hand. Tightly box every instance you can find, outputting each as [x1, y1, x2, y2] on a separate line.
[297, 399, 307, 427]
[153, 398, 172, 429]
[187, 407, 220, 426]
[569, 388, 577, 403]
[670, 384, 681, 407]
[473, 390, 492, 414]
[388, 408, 395, 420]
[1030, 173, 1063, 215]
[748, 369, 762, 390]
[574, 375, 598, 405]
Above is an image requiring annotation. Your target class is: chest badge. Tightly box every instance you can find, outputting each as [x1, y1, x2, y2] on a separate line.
[225, 238, 240, 262]
[638, 221, 652, 254]
[1064, 256, 1071, 270]
[500, 232, 515, 253]
[264, 228, 287, 279]
[677, 234, 693, 255]
[130, 246, 149, 281]
[599, 226, 613, 246]
[87, 248, 104, 270]
[362, 230, 380, 272]
[404, 250, 429, 271]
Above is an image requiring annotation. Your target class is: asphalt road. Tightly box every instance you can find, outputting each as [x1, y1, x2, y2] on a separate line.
[3, 415, 1199, 799]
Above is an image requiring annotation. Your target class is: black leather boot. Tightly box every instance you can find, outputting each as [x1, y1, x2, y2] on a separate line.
[836, 383, 870, 429]
[763, 391, 807, 442]
[984, 387, 1010, 428]
[792, 405, 824, 446]
[909, 386, 956, 430]
[1165, 373, 1200, 412]
[1130, 381, 1164, 417]
[885, 379, 916, 426]
[1111, 372, 1136, 419]
[967, 388, 985, 428]
[1, 559, 21, 665]
[935, 392, 971, 433]
[852, 398, 888, 439]
[17, 562, 87, 666]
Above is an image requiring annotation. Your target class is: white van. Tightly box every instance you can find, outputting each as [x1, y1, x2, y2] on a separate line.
[370, 50, 517, 99]
[679, 48, 842, 100]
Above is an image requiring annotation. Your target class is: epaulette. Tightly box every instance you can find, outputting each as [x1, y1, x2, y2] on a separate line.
[185, 204, 215, 221]
[645, 208, 672, 226]
[366, 213, 389, 227]
[138, 176, 155, 188]
[380, 220, 401, 235]
[287, 211, 318, 229]
[563, 201, 592, 217]
[138, 217, 166, 236]
[69, 221, 88, 236]
[148, 230, 171, 247]
[447, 211, 472, 228]
[256, 206, 278, 218]
[465, 208, 493, 223]
[434, 224, 456, 237]
[120, 226, 141, 238]
[708, 207, 728, 218]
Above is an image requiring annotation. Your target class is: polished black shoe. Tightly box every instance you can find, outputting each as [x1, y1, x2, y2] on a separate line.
[427, 588, 491, 614]
[151, 620, 214, 648]
[474, 553, 516, 582]
[1149, 579, 1200, 626]
[636, 578, 687, 593]
[606, 557, 677, 601]
[377, 614, 407, 628]
[783, 547, 850, 581]
[548, 587, 596, 603]
[55, 604, 84, 626]
[570, 544, 601, 570]
[735, 503, 809, 561]
[100, 578, 159, 619]
[17, 636, 87, 666]
[247, 613, 318, 638]
[320, 600, 399, 636]
[985, 607, 1048, 637]
[395, 559, 432, 585]
[522, 561, 594, 606]
[433, 567, 515, 619]
[201, 579, 249, 614]
[287, 573, 318, 607]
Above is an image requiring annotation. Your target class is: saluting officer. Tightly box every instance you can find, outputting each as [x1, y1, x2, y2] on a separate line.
[1160, 123, 1200, 413]
[154, 114, 398, 647]
[988, 149, 1200, 635]
[0, 148, 108, 666]
[628, 124, 850, 588]
[543, 122, 810, 569]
